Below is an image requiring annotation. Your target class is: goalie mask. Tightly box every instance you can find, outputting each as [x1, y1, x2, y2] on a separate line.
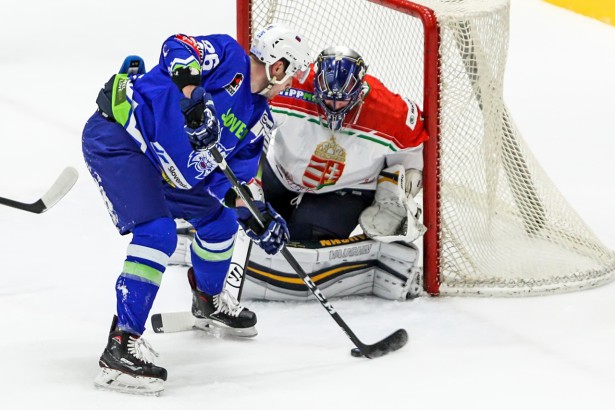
[313, 46, 367, 132]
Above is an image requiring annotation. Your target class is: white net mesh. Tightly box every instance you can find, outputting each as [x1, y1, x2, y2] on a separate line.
[245, 0, 615, 295]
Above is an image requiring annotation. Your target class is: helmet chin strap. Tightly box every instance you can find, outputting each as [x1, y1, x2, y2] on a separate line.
[258, 63, 294, 96]
[255, 63, 273, 96]
[258, 81, 275, 96]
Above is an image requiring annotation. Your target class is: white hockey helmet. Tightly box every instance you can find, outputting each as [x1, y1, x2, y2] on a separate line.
[250, 24, 312, 86]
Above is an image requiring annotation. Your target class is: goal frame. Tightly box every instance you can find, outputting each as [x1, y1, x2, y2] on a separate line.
[237, 0, 445, 295]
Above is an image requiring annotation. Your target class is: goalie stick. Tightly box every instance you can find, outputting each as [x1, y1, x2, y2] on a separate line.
[209, 146, 408, 359]
[0, 167, 79, 214]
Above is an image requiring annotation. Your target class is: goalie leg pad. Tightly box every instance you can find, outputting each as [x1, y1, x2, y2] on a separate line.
[169, 219, 195, 266]
[169, 233, 193, 266]
[242, 238, 379, 301]
[373, 242, 422, 300]
[241, 236, 422, 301]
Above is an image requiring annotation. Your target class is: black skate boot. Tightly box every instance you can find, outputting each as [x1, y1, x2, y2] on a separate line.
[94, 316, 167, 396]
[188, 267, 258, 337]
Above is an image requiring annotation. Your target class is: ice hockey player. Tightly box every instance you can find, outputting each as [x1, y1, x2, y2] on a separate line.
[82, 24, 311, 395]
[171, 46, 429, 302]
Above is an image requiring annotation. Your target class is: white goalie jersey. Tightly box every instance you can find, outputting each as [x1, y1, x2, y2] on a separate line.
[267, 70, 428, 193]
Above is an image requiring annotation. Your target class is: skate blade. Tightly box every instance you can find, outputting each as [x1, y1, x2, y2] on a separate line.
[93, 368, 164, 396]
[194, 318, 258, 338]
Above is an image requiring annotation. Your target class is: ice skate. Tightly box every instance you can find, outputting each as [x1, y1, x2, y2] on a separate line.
[188, 268, 258, 337]
[94, 316, 167, 396]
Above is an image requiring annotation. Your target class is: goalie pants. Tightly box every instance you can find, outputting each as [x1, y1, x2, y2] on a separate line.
[262, 161, 374, 240]
[82, 112, 238, 334]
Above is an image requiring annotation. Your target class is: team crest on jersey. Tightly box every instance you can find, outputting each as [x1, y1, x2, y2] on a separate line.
[224, 73, 244, 96]
[187, 144, 232, 179]
[302, 139, 346, 189]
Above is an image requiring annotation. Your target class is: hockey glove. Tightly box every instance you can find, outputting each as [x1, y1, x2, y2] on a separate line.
[359, 164, 426, 244]
[236, 202, 289, 255]
[179, 87, 221, 151]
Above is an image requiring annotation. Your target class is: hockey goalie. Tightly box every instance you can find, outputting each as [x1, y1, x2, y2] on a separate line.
[171, 46, 428, 303]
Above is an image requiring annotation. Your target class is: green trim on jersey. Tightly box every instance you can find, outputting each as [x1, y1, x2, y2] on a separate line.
[170, 60, 202, 76]
[272, 107, 399, 151]
[271, 108, 307, 119]
[111, 74, 132, 127]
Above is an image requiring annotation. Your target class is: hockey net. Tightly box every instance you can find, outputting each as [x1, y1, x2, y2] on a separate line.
[237, 0, 615, 296]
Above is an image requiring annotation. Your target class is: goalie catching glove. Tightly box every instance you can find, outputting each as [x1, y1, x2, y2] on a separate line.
[359, 164, 426, 243]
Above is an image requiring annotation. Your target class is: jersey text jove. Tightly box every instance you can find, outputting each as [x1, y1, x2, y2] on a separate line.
[268, 70, 428, 193]
[120, 34, 273, 200]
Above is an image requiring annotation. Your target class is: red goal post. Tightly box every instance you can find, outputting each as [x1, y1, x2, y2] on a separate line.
[236, 0, 615, 296]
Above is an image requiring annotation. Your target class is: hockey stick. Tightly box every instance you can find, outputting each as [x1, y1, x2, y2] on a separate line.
[210, 147, 408, 358]
[0, 167, 79, 214]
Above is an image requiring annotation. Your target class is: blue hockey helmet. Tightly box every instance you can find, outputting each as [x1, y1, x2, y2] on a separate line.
[313, 46, 367, 131]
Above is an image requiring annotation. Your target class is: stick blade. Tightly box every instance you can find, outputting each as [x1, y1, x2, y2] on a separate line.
[351, 329, 408, 359]
[40, 167, 79, 211]
[150, 312, 196, 333]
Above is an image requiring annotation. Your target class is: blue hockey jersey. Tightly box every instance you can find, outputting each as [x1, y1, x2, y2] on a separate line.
[120, 34, 273, 201]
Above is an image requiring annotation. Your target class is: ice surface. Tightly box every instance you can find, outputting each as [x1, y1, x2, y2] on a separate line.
[1, 0, 614, 408]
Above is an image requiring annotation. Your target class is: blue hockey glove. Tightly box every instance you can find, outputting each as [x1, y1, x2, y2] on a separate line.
[236, 201, 289, 255]
[179, 87, 220, 150]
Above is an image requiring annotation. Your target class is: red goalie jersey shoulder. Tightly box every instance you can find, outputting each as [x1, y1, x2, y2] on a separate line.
[270, 71, 429, 150]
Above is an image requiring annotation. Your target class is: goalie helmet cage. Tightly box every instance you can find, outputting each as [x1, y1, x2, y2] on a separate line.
[237, 0, 615, 296]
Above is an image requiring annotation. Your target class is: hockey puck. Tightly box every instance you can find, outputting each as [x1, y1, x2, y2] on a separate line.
[350, 348, 364, 358]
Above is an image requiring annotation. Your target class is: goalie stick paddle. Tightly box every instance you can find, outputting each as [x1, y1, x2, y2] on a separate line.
[0, 167, 79, 214]
[210, 147, 408, 359]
